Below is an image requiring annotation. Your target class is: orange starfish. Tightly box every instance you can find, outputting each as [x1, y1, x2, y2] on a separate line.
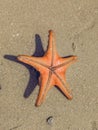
[17, 30, 77, 106]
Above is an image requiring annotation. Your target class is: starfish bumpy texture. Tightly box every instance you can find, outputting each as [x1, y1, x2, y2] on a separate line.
[17, 30, 77, 106]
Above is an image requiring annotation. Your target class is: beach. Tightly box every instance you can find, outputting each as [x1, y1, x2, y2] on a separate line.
[0, 0, 98, 129]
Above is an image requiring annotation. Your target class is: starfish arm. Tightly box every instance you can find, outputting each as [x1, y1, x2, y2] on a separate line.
[36, 71, 52, 106]
[55, 56, 77, 69]
[44, 30, 59, 65]
[57, 82, 73, 100]
[54, 71, 73, 99]
[17, 55, 48, 72]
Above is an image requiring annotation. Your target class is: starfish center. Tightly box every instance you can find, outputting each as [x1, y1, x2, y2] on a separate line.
[48, 66, 57, 72]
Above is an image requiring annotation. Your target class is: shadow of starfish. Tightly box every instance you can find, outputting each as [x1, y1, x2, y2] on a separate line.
[4, 34, 45, 98]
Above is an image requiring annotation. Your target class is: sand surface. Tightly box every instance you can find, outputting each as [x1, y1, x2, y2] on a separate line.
[0, 0, 98, 130]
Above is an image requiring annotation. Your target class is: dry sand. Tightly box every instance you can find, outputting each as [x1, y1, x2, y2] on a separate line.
[0, 0, 98, 130]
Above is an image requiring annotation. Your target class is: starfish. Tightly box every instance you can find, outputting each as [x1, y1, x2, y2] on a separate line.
[17, 30, 77, 106]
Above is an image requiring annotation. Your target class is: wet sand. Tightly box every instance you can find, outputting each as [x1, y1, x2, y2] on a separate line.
[0, 0, 98, 130]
